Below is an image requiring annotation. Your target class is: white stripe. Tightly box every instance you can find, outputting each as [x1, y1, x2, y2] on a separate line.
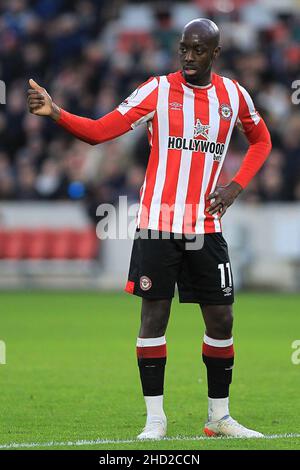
[213, 212, 221, 232]
[131, 110, 155, 129]
[1, 433, 299, 449]
[210, 77, 239, 231]
[117, 77, 158, 117]
[148, 76, 170, 229]
[137, 178, 147, 227]
[148, 120, 153, 146]
[204, 334, 233, 347]
[137, 119, 154, 226]
[237, 83, 260, 125]
[195, 86, 220, 233]
[226, 262, 232, 287]
[172, 84, 195, 233]
[212, 214, 220, 232]
[136, 336, 166, 347]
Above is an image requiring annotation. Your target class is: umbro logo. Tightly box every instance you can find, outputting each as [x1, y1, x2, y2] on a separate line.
[169, 102, 182, 110]
[223, 287, 232, 296]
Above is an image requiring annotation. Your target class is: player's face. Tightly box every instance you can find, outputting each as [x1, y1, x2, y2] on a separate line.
[179, 33, 220, 84]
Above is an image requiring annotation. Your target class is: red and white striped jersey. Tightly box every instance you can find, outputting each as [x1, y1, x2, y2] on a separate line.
[117, 70, 262, 234]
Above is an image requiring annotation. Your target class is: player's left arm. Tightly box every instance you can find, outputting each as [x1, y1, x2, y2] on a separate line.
[207, 83, 272, 217]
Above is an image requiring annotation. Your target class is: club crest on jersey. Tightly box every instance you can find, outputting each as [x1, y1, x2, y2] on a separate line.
[193, 119, 210, 139]
[140, 276, 152, 291]
[219, 103, 233, 121]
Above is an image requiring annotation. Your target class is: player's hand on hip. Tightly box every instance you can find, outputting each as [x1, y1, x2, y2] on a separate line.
[27, 79, 60, 120]
[207, 181, 243, 218]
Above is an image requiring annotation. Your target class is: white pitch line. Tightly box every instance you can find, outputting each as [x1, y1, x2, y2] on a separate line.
[0, 434, 300, 449]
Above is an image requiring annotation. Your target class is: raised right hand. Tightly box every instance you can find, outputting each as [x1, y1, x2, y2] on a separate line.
[27, 79, 60, 119]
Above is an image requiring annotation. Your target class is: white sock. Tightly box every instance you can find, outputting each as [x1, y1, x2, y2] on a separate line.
[144, 395, 165, 421]
[208, 397, 229, 421]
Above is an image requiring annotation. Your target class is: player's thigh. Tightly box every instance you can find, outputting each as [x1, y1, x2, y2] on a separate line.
[126, 229, 183, 299]
[178, 233, 234, 305]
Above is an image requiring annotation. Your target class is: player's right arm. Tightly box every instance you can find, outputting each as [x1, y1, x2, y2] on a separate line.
[27, 78, 158, 145]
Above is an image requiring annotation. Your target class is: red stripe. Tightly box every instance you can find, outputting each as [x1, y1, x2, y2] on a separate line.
[136, 344, 167, 359]
[139, 110, 160, 228]
[182, 88, 208, 233]
[158, 76, 184, 232]
[202, 343, 234, 359]
[124, 280, 135, 294]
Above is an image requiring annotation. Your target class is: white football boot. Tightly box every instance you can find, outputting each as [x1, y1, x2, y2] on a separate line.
[137, 414, 167, 440]
[203, 415, 264, 438]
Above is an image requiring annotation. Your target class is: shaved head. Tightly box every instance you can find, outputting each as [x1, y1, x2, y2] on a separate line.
[182, 18, 220, 49]
[179, 18, 221, 85]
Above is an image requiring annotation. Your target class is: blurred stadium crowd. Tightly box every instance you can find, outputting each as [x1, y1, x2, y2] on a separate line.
[0, 0, 300, 223]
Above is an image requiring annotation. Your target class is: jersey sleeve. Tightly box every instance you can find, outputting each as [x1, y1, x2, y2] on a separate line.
[116, 76, 158, 128]
[57, 108, 133, 145]
[232, 83, 272, 189]
[235, 83, 261, 133]
[56, 76, 158, 145]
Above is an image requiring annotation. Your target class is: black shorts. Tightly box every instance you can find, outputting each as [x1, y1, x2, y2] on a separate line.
[125, 229, 234, 305]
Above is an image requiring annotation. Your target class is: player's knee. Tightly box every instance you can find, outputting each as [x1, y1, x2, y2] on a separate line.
[203, 304, 233, 338]
[139, 323, 166, 337]
[139, 314, 167, 337]
[216, 310, 233, 337]
[139, 299, 171, 337]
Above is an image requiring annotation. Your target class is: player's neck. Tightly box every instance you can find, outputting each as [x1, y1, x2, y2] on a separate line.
[185, 70, 212, 88]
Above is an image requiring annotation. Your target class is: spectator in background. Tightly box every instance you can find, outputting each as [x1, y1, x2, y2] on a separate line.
[16, 160, 38, 199]
[35, 157, 62, 199]
[0, 151, 16, 199]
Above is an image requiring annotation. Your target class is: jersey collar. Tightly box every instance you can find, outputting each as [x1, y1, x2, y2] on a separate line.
[178, 70, 215, 90]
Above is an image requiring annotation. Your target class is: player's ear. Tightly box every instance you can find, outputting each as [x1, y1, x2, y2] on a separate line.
[213, 46, 221, 60]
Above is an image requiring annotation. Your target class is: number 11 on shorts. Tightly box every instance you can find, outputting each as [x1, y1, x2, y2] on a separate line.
[218, 263, 232, 288]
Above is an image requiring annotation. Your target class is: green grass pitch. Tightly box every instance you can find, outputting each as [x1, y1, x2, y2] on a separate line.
[0, 291, 299, 450]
